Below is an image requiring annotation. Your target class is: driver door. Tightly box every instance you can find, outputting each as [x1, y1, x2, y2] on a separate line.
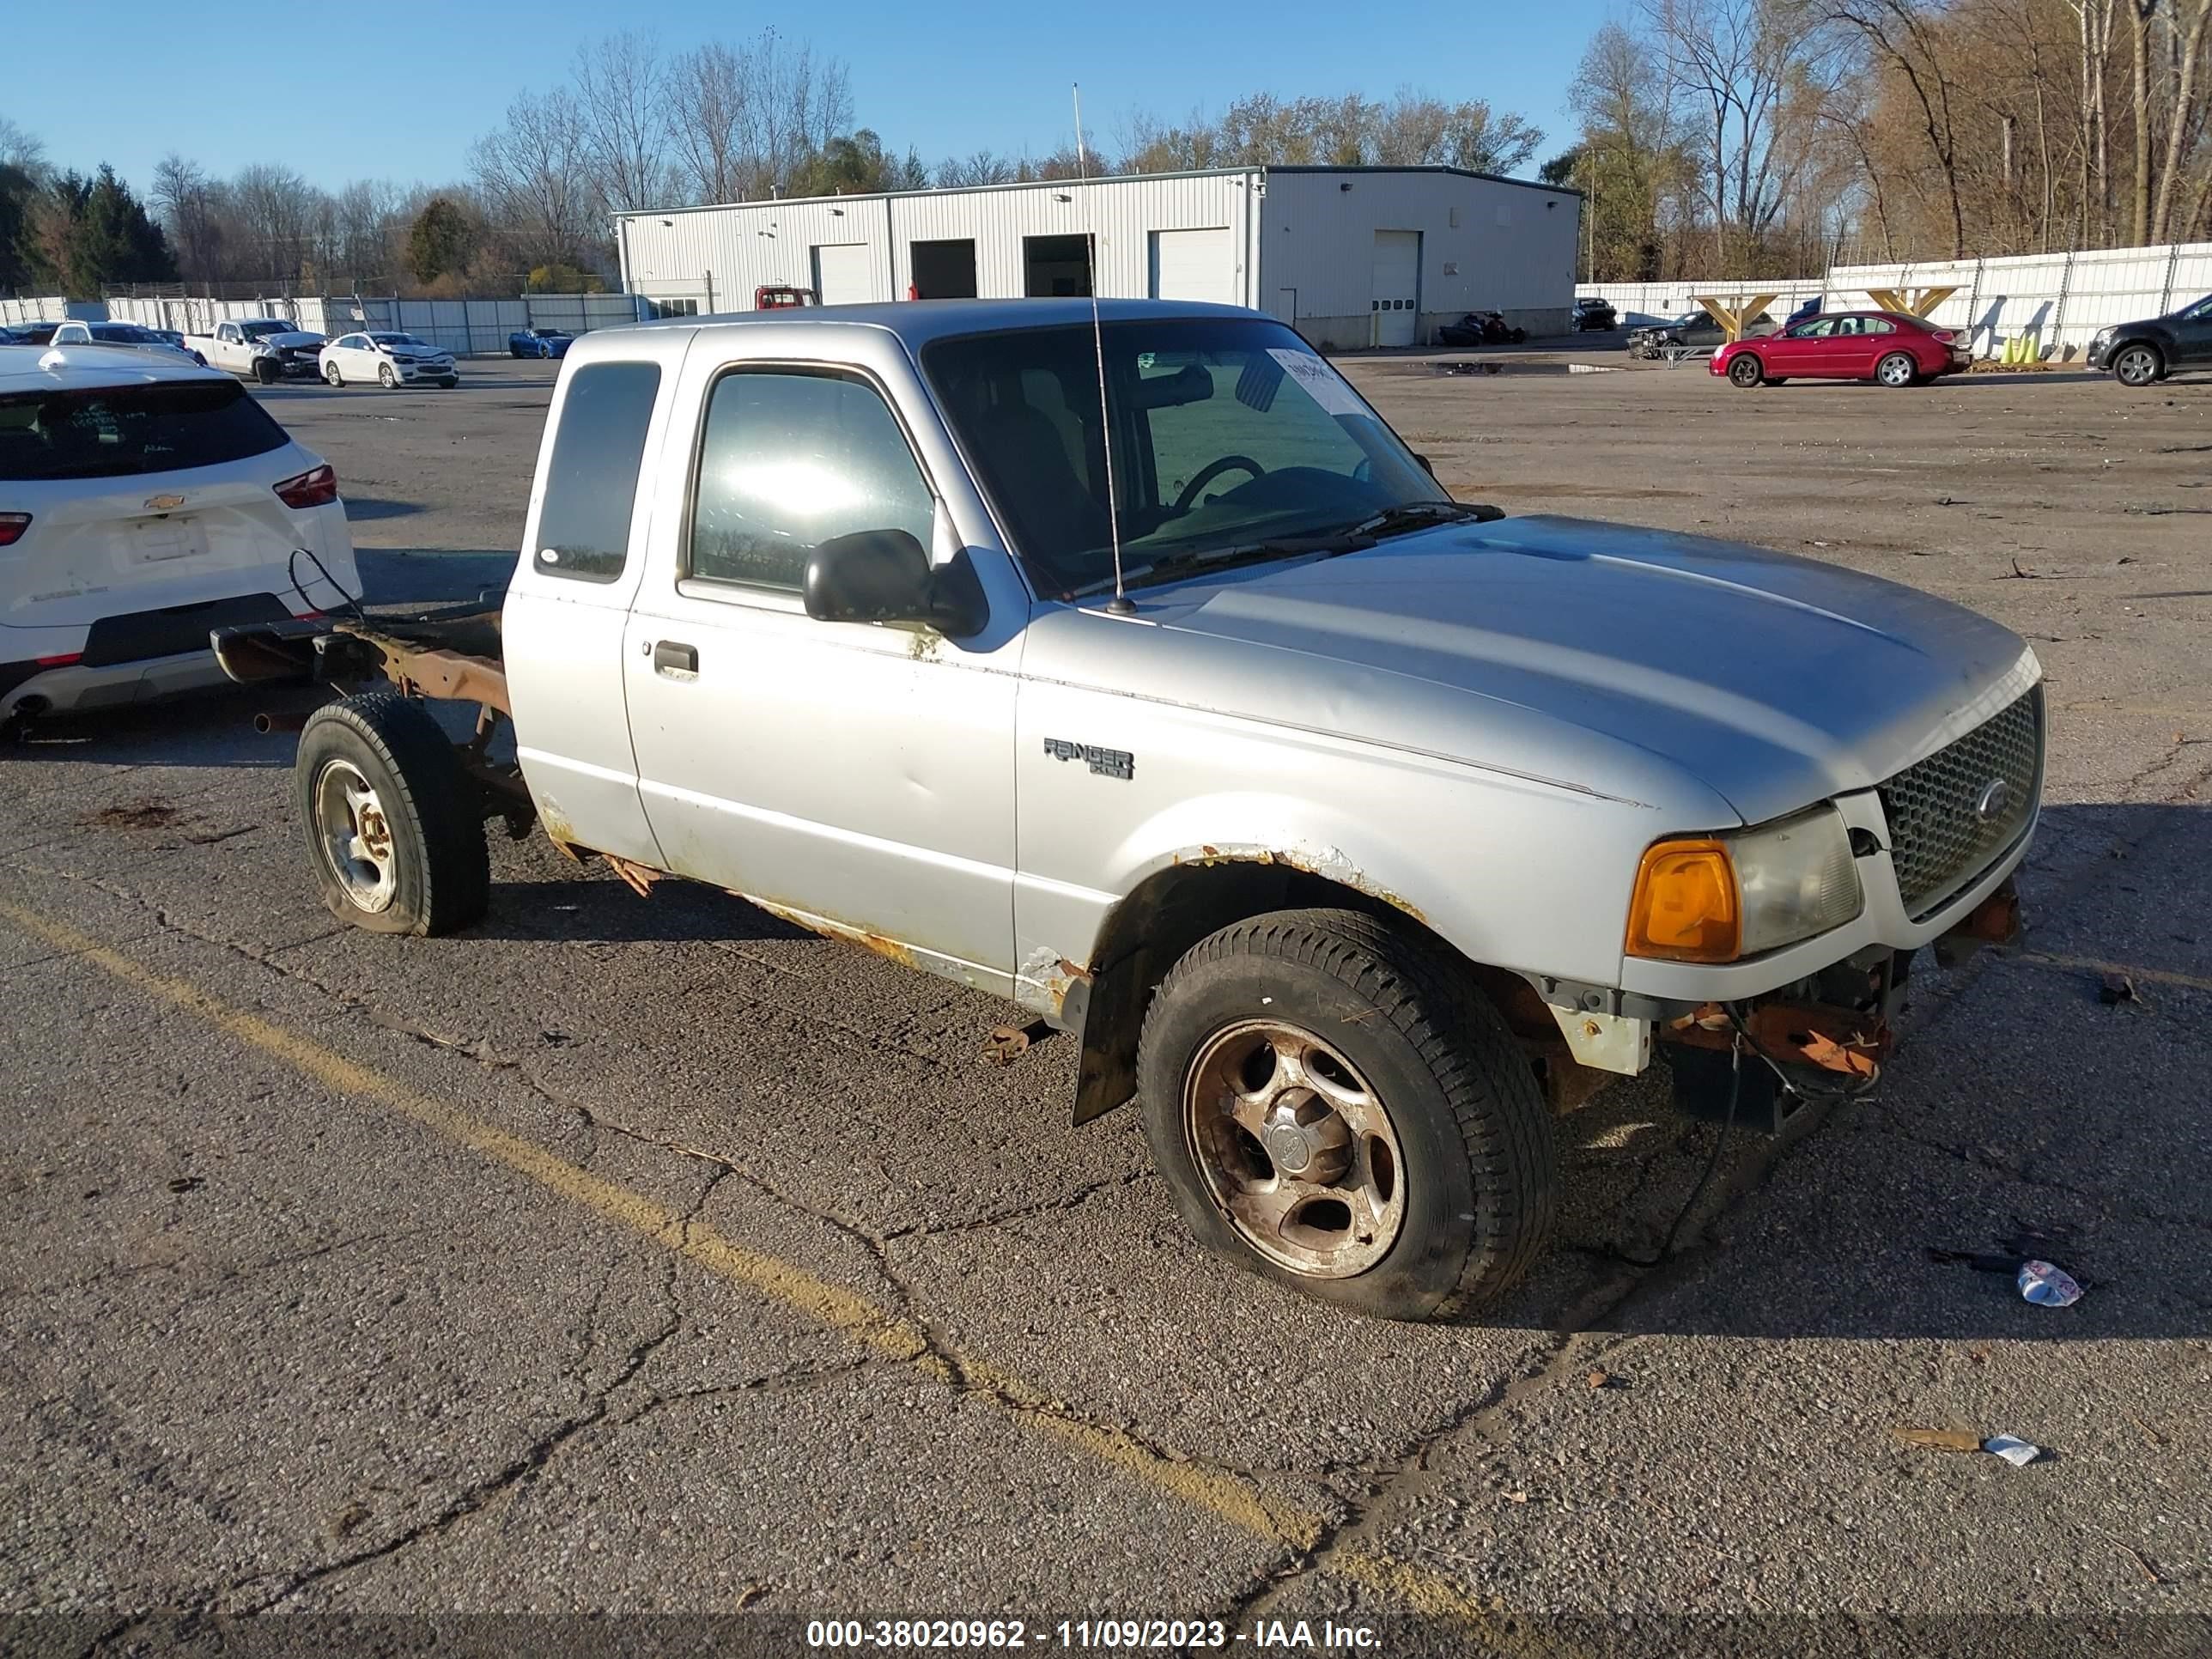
[2173, 297, 2212, 365]
[1769, 317, 1837, 376]
[620, 346, 1023, 983]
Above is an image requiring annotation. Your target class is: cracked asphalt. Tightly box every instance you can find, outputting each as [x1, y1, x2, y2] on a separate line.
[3, 356, 2209, 1657]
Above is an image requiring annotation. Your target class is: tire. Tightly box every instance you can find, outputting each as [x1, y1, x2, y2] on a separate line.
[1765, 376, 1789, 386]
[323, 360, 343, 388]
[1875, 351, 1918, 387]
[254, 358, 280, 386]
[1137, 908, 1557, 1322]
[510, 344, 526, 358]
[538, 341, 553, 359]
[377, 363, 398, 389]
[1728, 353, 1764, 387]
[2112, 343, 2162, 387]
[294, 692, 489, 937]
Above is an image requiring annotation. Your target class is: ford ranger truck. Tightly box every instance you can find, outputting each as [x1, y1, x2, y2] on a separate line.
[216, 300, 2039, 1322]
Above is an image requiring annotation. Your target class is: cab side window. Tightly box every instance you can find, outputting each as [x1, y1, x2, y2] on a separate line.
[532, 361, 663, 583]
[688, 369, 935, 593]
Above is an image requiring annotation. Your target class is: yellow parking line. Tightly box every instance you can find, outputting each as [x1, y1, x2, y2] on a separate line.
[0, 897, 1569, 1655]
[2016, 951, 2212, 996]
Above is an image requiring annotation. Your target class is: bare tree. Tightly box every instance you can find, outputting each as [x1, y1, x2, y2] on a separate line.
[471, 87, 594, 264]
[0, 115, 45, 176]
[1824, 0, 1971, 257]
[574, 31, 671, 215]
[665, 29, 854, 203]
[1645, 0, 1831, 266]
[152, 152, 221, 279]
[230, 163, 321, 282]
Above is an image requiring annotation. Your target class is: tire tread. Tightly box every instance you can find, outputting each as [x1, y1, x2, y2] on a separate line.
[1139, 908, 1555, 1317]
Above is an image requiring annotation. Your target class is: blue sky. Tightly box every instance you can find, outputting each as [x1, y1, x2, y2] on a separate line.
[5, 0, 1616, 195]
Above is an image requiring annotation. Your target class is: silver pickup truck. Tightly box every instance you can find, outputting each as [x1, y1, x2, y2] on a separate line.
[219, 299, 2040, 1322]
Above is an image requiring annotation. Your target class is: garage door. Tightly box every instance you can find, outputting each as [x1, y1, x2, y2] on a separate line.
[1149, 228, 1236, 305]
[811, 243, 874, 307]
[1370, 230, 1420, 347]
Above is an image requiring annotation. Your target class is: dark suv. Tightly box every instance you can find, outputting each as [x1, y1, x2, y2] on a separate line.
[2087, 293, 2212, 386]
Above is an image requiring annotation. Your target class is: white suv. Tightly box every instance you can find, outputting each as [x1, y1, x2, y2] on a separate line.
[1, 345, 361, 727]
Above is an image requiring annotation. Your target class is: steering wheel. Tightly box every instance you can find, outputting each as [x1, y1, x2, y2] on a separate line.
[1174, 455, 1266, 514]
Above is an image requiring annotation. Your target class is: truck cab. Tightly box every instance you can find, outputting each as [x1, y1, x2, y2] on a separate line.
[237, 300, 2040, 1321]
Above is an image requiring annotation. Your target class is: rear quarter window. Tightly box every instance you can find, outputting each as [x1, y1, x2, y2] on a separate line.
[0, 380, 289, 481]
[532, 362, 663, 583]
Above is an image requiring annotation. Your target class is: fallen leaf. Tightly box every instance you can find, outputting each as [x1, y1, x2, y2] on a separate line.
[1503, 1490, 1528, 1504]
[1587, 1368, 1612, 1390]
[1800, 1031, 1880, 1077]
[1891, 1427, 1984, 1453]
[2098, 972, 2140, 1006]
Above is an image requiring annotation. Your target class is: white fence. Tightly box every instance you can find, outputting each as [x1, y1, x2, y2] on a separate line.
[1577, 238, 2212, 358]
[5, 291, 650, 356]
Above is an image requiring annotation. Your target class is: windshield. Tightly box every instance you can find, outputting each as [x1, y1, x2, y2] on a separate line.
[0, 379, 289, 481]
[238, 320, 296, 340]
[923, 317, 1445, 596]
[2181, 294, 2212, 319]
[371, 332, 428, 348]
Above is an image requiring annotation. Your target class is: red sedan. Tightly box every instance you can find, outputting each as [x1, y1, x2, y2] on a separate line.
[1711, 311, 1972, 389]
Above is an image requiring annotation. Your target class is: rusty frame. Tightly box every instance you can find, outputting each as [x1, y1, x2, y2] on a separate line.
[1663, 1000, 1891, 1079]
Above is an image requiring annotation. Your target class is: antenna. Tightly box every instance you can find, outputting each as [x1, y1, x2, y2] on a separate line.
[1073, 82, 1133, 616]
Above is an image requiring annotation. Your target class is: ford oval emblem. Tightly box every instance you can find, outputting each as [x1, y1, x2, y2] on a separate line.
[144, 493, 185, 511]
[1976, 779, 2014, 821]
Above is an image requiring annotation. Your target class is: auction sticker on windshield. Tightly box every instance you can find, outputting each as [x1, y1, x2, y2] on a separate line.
[1266, 348, 1365, 416]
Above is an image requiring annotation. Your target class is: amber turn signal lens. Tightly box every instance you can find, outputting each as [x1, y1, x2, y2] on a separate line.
[1626, 838, 1741, 963]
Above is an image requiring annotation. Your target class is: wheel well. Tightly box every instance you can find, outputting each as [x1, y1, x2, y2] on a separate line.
[1070, 858, 1528, 1124]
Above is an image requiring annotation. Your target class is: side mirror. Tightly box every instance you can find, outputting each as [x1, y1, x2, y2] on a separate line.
[804, 529, 987, 638]
[1413, 453, 1436, 477]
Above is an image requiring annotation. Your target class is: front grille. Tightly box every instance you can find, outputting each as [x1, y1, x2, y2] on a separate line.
[1878, 685, 2044, 918]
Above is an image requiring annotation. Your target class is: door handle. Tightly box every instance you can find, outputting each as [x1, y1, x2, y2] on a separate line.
[652, 640, 698, 676]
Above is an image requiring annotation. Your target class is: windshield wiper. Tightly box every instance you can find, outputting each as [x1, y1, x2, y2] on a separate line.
[1334, 499, 1501, 544]
[1070, 532, 1353, 598]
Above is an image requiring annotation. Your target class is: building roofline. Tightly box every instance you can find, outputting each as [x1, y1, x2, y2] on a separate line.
[1259, 164, 1581, 198]
[613, 167, 1265, 223]
[611, 161, 1578, 225]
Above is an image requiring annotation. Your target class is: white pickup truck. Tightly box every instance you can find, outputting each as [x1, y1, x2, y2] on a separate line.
[216, 300, 2039, 1321]
[187, 317, 326, 384]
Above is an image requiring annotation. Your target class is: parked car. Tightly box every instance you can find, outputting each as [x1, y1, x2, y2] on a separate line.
[215, 299, 2040, 1322]
[186, 318, 327, 384]
[149, 327, 209, 366]
[1571, 297, 1618, 331]
[1711, 310, 1971, 388]
[1626, 308, 1776, 357]
[2086, 292, 2212, 386]
[2, 320, 61, 346]
[319, 331, 459, 389]
[0, 345, 360, 730]
[508, 327, 574, 359]
[1437, 310, 1526, 346]
[48, 321, 204, 365]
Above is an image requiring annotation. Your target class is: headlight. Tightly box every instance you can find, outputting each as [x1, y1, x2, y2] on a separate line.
[1626, 806, 1863, 963]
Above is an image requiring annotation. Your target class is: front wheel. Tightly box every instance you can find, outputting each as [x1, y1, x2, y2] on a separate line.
[377, 363, 397, 389]
[1138, 908, 1557, 1322]
[295, 692, 489, 936]
[1875, 351, 1918, 387]
[323, 361, 343, 387]
[2112, 343, 2163, 387]
[1728, 354, 1764, 387]
[254, 358, 280, 386]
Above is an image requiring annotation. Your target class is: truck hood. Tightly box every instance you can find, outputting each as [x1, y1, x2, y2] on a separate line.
[258, 331, 324, 350]
[1043, 514, 2036, 827]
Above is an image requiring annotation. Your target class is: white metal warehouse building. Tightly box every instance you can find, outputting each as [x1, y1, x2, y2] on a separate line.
[614, 167, 1582, 349]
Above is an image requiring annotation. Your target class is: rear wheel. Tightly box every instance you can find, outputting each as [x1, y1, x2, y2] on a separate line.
[1137, 908, 1557, 1322]
[295, 692, 489, 937]
[323, 360, 343, 388]
[2112, 343, 2162, 387]
[1875, 351, 1918, 387]
[1728, 353, 1764, 387]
